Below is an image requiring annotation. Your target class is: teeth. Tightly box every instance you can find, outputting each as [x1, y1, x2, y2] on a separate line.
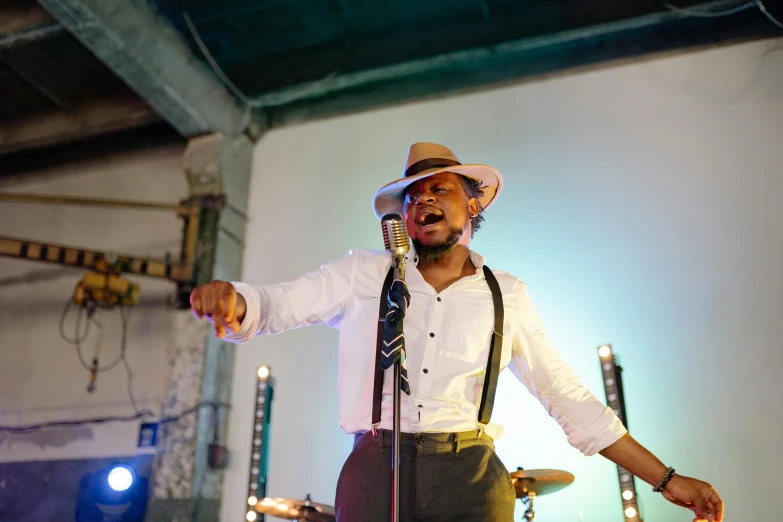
[418, 209, 441, 224]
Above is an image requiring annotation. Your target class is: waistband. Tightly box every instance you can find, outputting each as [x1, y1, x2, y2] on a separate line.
[353, 429, 494, 456]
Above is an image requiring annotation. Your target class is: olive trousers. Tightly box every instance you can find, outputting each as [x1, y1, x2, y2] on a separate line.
[335, 429, 516, 522]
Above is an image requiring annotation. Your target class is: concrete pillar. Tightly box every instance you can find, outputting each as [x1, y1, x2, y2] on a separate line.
[146, 133, 252, 521]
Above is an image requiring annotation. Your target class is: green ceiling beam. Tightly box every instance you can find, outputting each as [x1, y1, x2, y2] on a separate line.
[37, 0, 264, 139]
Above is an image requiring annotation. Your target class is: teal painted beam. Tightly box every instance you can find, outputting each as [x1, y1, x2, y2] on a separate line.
[37, 0, 264, 139]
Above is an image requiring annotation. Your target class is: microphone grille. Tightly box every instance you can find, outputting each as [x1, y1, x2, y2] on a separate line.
[381, 214, 410, 256]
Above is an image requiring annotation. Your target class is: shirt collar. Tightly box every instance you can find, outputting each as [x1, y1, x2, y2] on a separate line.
[405, 243, 486, 270]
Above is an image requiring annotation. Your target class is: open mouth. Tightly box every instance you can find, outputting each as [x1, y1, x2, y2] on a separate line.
[417, 209, 444, 228]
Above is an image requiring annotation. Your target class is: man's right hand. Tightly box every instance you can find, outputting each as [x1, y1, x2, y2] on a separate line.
[189, 281, 247, 338]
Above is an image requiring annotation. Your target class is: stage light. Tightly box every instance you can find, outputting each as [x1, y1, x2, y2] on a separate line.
[76, 463, 148, 522]
[246, 366, 275, 517]
[108, 465, 134, 492]
[246, 510, 257, 521]
[598, 344, 642, 522]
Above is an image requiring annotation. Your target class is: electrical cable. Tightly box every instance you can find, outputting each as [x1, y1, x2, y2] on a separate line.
[0, 401, 230, 434]
[59, 300, 90, 344]
[663, 1, 757, 17]
[118, 306, 153, 417]
[758, 0, 783, 28]
[60, 297, 157, 416]
[61, 299, 122, 373]
[181, 11, 262, 134]
[182, 11, 250, 105]
[664, 0, 783, 30]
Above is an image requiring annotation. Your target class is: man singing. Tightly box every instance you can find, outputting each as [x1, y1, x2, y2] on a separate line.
[190, 143, 723, 522]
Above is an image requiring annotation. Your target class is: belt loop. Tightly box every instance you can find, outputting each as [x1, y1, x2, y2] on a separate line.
[453, 433, 461, 456]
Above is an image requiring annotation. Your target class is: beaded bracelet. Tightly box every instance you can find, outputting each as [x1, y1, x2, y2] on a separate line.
[652, 466, 675, 492]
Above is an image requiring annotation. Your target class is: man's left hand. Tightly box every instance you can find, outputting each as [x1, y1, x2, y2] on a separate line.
[662, 474, 724, 522]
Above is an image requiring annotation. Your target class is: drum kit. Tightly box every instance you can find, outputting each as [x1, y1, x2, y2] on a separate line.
[252, 467, 574, 521]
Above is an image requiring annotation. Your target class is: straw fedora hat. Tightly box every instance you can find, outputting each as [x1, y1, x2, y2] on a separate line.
[373, 142, 503, 219]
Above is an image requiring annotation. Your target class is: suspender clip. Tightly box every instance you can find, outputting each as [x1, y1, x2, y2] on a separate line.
[371, 424, 379, 438]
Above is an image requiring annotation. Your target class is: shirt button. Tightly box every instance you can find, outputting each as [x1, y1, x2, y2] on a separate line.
[436, 297, 441, 302]
[417, 404, 423, 408]
[423, 368, 428, 374]
[429, 332, 435, 337]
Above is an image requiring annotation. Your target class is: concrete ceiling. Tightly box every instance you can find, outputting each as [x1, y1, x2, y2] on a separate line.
[0, 0, 779, 158]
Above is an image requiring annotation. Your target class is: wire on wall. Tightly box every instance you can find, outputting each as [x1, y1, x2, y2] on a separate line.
[59, 299, 151, 416]
[0, 401, 230, 434]
[119, 306, 149, 416]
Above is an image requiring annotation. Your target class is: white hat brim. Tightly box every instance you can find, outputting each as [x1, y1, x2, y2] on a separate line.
[372, 164, 503, 219]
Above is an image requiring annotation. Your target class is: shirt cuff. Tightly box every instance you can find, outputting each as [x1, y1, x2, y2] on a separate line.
[221, 282, 267, 343]
[567, 407, 628, 456]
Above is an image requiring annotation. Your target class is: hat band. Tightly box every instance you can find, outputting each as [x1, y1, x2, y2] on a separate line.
[405, 158, 461, 178]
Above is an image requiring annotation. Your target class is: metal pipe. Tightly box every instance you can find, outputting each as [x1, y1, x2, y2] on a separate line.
[0, 234, 191, 282]
[182, 203, 201, 273]
[0, 193, 188, 212]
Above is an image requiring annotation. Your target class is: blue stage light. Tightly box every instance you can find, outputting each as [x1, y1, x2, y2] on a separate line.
[76, 463, 148, 522]
[107, 465, 134, 492]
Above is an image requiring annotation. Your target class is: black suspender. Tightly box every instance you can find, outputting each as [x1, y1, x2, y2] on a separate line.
[372, 267, 396, 426]
[371, 264, 505, 427]
[478, 265, 504, 425]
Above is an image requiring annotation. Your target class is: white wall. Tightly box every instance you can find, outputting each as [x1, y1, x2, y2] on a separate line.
[223, 38, 783, 522]
[0, 143, 188, 462]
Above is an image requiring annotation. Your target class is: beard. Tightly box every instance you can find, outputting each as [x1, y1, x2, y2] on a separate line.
[412, 223, 465, 262]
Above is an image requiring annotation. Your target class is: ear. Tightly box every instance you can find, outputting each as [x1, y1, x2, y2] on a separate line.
[468, 198, 480, 218]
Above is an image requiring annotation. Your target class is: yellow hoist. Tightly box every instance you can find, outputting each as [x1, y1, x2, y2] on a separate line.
[73, 271, 140, 308]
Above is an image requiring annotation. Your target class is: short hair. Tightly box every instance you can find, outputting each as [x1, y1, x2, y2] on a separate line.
[457, 175, 485, 237]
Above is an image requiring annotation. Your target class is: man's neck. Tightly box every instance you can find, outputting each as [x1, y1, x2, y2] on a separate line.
[417, 244, 476, 293]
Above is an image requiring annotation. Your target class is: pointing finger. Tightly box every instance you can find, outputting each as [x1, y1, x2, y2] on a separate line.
[226, 318, 241, 333]
[202, 288, 216, 321]
[190, 290, 204, 319]
[214, 298, 227, 338]
[224, 288, 237, 325]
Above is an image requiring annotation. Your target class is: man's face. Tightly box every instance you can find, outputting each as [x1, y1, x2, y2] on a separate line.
[403, 172, 479, 249]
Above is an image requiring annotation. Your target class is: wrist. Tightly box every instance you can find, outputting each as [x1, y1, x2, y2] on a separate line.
[652, 466, 676, 493]
[664, 473, 682, 492]
[237, 293, 247, 323]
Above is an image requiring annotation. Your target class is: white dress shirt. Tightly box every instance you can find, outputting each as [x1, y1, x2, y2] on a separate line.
[226, 248, 626, 456]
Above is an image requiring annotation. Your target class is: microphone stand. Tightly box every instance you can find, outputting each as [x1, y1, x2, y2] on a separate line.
[390, 253, 406, 522]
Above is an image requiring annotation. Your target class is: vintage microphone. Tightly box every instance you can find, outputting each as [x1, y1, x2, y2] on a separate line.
[380, 213, 410, 522]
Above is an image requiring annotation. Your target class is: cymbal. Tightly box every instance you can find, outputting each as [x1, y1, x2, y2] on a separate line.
[255, 497, 335, 521]
[509, 468, 575, 498]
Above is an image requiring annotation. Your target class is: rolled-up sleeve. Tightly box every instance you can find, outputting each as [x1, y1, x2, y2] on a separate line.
[507, 280, 627, 456]
[221, 251, 357, 344]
